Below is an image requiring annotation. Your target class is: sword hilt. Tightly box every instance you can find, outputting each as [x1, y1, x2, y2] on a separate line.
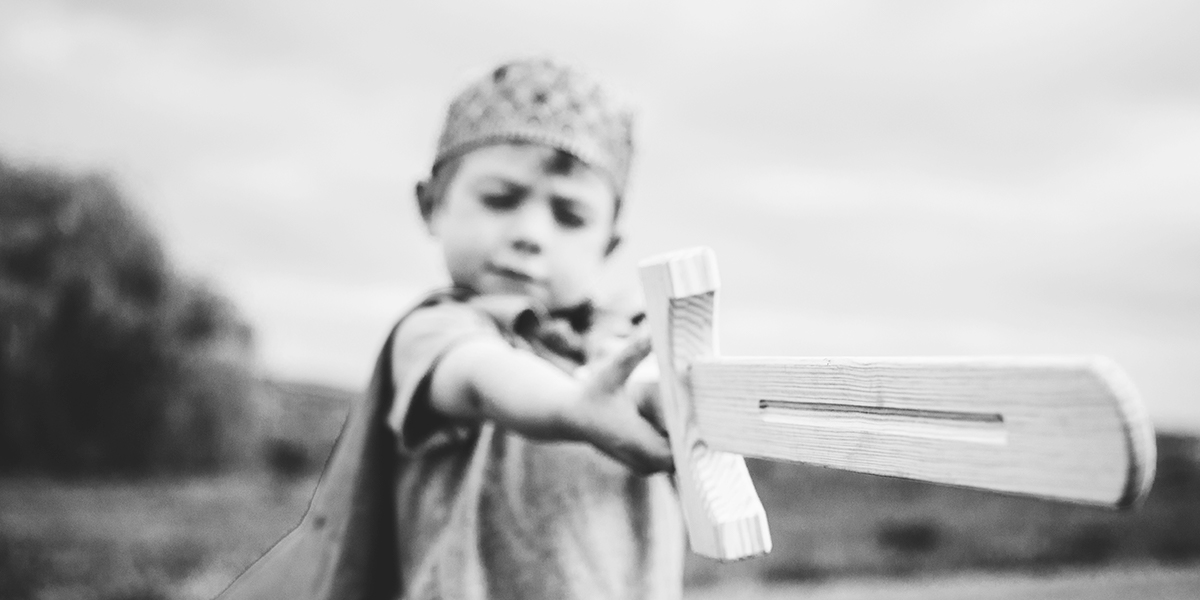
[639, 247, 772, 561]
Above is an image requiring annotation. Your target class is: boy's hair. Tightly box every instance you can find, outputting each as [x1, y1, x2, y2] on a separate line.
[428, 58, 635, 203]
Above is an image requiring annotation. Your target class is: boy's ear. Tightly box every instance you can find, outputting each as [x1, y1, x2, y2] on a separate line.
[604, 232, 623, 258]
[415, 180, 436, 229]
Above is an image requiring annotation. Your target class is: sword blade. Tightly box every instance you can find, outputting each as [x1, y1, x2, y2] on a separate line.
[687, 356, 1155, 507]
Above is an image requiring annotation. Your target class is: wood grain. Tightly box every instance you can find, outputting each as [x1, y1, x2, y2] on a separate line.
[689, 356, 1156, 507]
[639, 247, 772, 561]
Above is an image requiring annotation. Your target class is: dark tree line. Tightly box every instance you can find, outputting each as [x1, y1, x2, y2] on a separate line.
[0, 159, 258, 476]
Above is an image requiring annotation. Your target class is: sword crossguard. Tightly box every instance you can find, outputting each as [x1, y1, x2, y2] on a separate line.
[639, 247, 772, 561]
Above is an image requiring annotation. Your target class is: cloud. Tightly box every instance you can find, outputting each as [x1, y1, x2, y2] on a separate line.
[2, 0, 1198, 427]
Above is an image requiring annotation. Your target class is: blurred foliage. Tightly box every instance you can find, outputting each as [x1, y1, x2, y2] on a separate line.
[0, 158, 257, 476]
[257, 379, 353, 479]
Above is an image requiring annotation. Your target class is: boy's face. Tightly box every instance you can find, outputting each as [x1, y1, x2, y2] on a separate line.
[424, 143, 619, 310]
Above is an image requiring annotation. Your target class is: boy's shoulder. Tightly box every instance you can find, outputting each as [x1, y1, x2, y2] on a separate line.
[396, 287, 547, 347]
[386, 288, 567, 441]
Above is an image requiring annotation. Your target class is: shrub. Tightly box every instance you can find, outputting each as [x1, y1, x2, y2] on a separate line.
[876, 520, 943, 554]
[1046, 523, 1118, 566]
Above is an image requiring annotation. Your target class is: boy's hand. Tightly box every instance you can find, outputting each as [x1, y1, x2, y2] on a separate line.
[628, 355, 666, 436]
[573, 334, 673, 475]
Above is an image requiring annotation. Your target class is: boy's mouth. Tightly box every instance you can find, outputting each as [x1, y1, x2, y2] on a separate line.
[486, 264, 542, 285]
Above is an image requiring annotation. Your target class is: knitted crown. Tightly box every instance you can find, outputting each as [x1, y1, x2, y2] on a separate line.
[434, 59, 635, 195]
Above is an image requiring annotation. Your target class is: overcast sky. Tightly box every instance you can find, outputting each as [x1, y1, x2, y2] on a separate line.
[2, 1, 1198, 431]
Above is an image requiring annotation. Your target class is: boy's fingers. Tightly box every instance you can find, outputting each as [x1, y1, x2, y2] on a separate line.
[598, 333, 652, 387]
[617, 419, 674, 475]
[587, 407, 673, 475]
[637, 387, 668, 436]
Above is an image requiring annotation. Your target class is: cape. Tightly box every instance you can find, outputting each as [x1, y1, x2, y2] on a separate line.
[215, 328, 401, 600]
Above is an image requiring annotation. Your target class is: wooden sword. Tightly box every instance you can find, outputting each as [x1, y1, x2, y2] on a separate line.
[639, 247, 1156, 561]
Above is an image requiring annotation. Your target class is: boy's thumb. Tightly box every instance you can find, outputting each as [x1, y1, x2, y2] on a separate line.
[599, 333, 652, 386]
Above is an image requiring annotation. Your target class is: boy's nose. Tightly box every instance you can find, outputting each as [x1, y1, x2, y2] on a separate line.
[508, 203, 554, 255]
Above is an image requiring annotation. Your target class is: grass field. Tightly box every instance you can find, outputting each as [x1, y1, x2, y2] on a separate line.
[688, 567, 1200, 600]
[2, 431, 1198, 599]
[0, 475, 314, 600]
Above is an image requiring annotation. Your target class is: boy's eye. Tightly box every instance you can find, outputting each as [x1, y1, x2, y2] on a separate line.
[552, 202, 587, 229]
[481, 193, 520, 211]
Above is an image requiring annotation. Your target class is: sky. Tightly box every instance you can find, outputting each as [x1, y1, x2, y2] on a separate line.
[1, 1, 1198, 431]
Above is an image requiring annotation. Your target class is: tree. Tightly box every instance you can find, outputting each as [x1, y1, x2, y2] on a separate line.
[0, 158, 257, 475]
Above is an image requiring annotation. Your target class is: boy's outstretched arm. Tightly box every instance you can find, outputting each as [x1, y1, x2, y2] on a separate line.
[428, 333, 673, 475]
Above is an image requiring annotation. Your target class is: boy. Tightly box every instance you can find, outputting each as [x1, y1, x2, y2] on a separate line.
[388, 59, 682, 599]
[216, 58, 681, 600]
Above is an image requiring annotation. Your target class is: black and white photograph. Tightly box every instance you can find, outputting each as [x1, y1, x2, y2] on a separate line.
[1, 2, 1197, 599]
